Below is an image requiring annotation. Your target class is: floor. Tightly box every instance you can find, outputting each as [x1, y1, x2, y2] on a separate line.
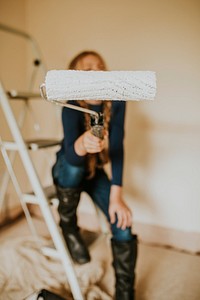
[1, 215, 200, 300]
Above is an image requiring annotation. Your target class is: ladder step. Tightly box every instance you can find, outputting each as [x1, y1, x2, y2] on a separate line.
[7, 90, 41, 100]
[26, 139, 61, 150]
[0, 141, 19, 150]
[22, 194, 39, 204]
[22, 185, 59, 205]
[1, 139, 60, 151]
[41, 246, 60, 259]
[41, 230, 103, 259]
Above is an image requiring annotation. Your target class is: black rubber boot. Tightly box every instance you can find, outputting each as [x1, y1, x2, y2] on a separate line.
[111, 234, 138, 300]
[56, 185, 91, 264]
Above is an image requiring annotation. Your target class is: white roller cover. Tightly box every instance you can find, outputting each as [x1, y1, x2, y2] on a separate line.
[45, 70, 156, 101]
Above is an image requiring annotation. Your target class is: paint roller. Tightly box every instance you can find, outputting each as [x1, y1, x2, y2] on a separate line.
[40, 70, 156, 138]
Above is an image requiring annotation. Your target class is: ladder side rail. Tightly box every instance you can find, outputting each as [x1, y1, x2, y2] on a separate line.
[0, 101, 28, 207]
[0, 140, 39, 237]
[0, 23, 47, 75]
[0, 22, 46, 207]
[0, 82, 84, 300]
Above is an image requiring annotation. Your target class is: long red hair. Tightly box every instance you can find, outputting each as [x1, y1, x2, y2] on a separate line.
[68, 51, 112, 178]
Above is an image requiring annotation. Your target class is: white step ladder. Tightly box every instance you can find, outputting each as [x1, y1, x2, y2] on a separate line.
[0, 23, 84, 300]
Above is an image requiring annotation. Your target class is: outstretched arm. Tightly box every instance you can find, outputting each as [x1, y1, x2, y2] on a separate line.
[109, 185, 132, 230]
[108, 102, 132, 229]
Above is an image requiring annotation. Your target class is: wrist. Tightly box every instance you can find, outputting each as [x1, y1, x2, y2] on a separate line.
[74, 134, 87, 156]
[80, 134, 86, 151]
[110, 185, 122, 202]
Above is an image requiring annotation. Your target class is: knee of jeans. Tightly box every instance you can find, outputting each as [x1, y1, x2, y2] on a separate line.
[53, 161, 85, 188]
[111, 225, 132, 242]
[69, 165, 85, 183]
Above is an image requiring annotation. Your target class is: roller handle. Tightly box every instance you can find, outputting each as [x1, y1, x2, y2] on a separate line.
[90, 113, 104, 140]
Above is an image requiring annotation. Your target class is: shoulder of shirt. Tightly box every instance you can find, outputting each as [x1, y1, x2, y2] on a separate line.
[67, 100, 80, 106]
[63, 100, 125, 112]
[112, 100, 126, 110]
[62, 101, 82, 118]
[62, 100, 80, 111]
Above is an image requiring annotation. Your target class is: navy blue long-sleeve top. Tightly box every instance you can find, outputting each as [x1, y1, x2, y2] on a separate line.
[57, 100, 126, 186]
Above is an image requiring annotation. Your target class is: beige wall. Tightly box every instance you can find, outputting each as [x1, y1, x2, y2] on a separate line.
[0, 0, 61, 222]
[0, 0, 28, 220]
[0, 0, 27, 89]
[1, 0, 200, 248]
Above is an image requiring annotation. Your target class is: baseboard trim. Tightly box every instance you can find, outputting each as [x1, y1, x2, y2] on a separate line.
[133, 222, 200, 254]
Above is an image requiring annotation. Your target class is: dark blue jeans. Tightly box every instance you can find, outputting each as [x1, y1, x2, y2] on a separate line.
[52, 153, 132, 241]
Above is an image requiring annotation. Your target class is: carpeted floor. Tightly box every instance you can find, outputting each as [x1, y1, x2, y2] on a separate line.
[1, 216, 200, 300]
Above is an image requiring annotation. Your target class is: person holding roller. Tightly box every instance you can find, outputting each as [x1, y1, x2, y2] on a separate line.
[52, 50, 138, 300]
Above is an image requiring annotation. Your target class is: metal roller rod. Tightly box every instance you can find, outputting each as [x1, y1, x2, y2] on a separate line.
[40, 83, 99, 117]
